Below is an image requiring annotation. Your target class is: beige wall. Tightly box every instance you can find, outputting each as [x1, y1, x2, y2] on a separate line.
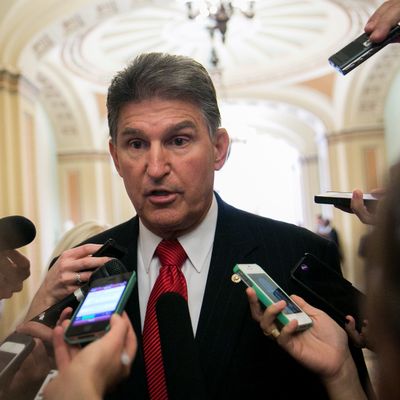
[327, 128, 386, 288]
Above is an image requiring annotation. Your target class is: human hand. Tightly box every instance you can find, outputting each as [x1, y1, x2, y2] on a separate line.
[3, 309, 74, 399]
[25, 244, 111, 319]
[1, 338, 54, 400]
[365, 0, 400, 43]
[17, 307, 73, 345]
[334, 188, 384, 225]
[345, 316, 374, 351]
[0, 249, 30, 299]
[44, 312, 137, 399]
[350, 188, 384, 225]
[247, 288, 351, 379]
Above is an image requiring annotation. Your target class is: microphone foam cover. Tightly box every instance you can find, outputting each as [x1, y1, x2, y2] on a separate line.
[0, 215, 36, 252]
[89, 258, 128, 282]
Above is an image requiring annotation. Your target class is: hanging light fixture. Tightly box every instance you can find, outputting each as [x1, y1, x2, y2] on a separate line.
[185, 1, 255, 44]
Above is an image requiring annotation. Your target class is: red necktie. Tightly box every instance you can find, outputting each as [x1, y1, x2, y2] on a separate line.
[143, 239, 188, 400]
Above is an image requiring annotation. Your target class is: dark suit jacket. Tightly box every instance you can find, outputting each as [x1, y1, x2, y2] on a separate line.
[82, 194, 370, 399]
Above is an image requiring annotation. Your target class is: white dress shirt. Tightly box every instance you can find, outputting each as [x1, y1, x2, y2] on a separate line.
[137, 195, 218, 334]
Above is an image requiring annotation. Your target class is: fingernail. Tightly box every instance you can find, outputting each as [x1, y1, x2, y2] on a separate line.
[120, 350, 131, 366]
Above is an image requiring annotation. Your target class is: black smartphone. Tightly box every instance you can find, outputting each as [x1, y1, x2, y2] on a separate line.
[0, 332, 35, 387]
[290, 253, 366, 331]
[329, 23, 400, 75]
[314, 191, 377, 210]
[64, 271, 136, 344]
[91, 238, 127, 259]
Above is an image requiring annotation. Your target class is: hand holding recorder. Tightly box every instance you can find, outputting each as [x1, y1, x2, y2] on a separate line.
[329, 24, 400, 75]
[365, 0, 400, 43]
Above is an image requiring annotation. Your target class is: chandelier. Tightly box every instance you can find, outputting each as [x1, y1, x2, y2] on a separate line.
[185, 1, 256, 68]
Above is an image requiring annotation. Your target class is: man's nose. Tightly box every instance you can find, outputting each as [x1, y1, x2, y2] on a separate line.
[145, 146, 170, 179]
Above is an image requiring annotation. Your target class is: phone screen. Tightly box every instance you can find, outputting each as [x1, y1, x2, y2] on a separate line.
[71, 281, 127, 327]
[249, 273, 301, 314]
[291, 254, 366, 330]
[65, 272, 135, 343]
[0, 348, 20, 371]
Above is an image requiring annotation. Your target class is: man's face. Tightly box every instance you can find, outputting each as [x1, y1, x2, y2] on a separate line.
[109, 98, 229, 238]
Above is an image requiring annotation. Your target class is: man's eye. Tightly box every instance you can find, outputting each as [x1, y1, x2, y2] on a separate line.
[171, 137, 188, 146]
[129, 140, 143, 149]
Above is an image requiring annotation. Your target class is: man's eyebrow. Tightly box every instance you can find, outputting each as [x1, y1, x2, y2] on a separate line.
[119, 127, 143, 137]
[118, 121, 197, 137]
[166, 120, 197, 134]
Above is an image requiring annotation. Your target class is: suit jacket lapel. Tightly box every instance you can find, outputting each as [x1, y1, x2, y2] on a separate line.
[111, 217, 151, 397]
[196, 196, 262, 396]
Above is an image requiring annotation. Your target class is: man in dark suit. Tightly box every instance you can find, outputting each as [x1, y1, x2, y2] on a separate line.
[78, 52, 370, 399]
[25, 52, 370, 399]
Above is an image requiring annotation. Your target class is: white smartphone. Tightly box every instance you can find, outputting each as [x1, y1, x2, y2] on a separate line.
[0, 332, 35, 387]
[233, 263, 313, 331]
[314, 191, 377, 209]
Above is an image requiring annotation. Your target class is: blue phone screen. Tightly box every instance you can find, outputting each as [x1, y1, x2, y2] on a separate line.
[71, 281, 127, 326]
[252, 273, 301, 314]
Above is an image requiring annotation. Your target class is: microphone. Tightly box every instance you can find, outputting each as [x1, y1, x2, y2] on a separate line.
[0, 216, 36, 252]
[156, 292, 207, 400]
[31, 258, 128, 327]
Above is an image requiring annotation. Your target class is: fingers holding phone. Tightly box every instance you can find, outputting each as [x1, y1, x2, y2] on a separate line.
[365, 0, 400, 43]
[246, 287, 285, 338]
[45, 312, 137, 399]
[249, 291, 353, 381]
[234, 263, 312, 331]
[314, 190, 383, 225]
[25, 244, 113, 321]
[63, 272, 136, 345]
[51, 244, 113, 293]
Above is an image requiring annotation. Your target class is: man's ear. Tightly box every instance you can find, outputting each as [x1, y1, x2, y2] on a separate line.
[213, 128, 230, 171]
[109, 139, 122, 177]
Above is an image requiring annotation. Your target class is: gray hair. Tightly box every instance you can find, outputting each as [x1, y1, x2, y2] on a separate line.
[107, 52, 221, 143]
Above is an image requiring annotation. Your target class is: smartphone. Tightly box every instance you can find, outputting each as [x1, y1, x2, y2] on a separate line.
[290, 253, 366, 331]
[64, 271, 136, 344]
[91, 238, 127, 259]
[233, 264, 313, 331]
[314, 191, 377, 209]
[329, 23, 400, 75]
[77, 238, 127, 277]
[0, 332, 35, 387]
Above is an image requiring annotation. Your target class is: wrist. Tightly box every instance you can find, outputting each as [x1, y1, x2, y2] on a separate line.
[45, 368, 104, 400]
[26, 284, 59, 317]
[322, 356, 367, 400]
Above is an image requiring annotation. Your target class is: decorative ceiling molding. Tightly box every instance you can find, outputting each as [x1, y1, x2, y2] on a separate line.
[2, 0, 397, 154]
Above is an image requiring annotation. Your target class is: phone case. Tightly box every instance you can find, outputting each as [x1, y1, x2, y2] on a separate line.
[64, 271, 136, 345]
[233, 264, 290, 327]
[92, 238, 127, 259]
[0, 333, 35, 387]
[290, 254, 365, 331]
[314, 192, 377, 209]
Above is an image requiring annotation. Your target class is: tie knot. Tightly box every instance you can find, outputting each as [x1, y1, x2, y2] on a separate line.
[155, 239, 187, 269]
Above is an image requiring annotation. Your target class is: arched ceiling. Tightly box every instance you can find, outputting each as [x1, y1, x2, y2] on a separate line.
[17, 0, 379, 87]
[1, 0, 398, 153]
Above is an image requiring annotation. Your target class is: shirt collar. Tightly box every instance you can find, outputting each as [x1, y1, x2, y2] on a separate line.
[138, 194, 218, 273]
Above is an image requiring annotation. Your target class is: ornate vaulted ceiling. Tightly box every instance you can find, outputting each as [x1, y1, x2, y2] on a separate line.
[1, 0, 399, 153]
